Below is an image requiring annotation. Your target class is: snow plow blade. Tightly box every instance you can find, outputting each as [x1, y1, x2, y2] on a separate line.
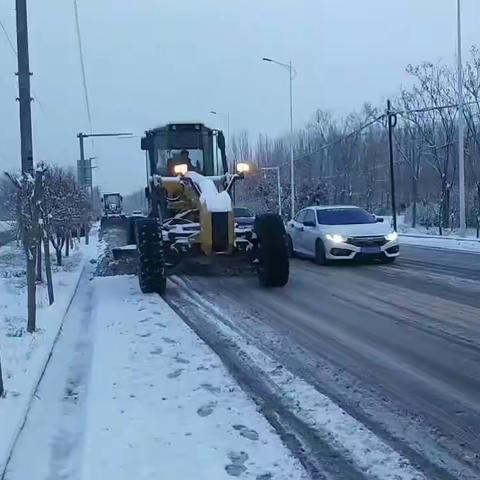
[100, 215, 128, 231]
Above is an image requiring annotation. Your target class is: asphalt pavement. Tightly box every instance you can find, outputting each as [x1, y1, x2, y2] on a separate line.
[167, 245, 480, 479]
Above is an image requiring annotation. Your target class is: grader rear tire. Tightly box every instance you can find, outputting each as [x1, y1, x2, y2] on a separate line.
[136, 218, 167, 295]
[255, 214, 289, 287]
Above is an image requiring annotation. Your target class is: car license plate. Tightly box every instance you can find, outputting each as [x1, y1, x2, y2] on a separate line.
[361, 246, 381, 254]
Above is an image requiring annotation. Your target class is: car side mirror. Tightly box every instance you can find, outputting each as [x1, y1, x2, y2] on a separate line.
[375, 216, 384, 223]
[303, 220, 316, 227]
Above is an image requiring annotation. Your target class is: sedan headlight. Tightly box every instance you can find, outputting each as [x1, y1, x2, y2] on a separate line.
[325, 234, 347, 244]
[385, 231, 398, 242]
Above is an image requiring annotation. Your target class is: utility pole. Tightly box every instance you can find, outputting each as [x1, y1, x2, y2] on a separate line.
[15, 0, 34, 174]
[15, 0, 39, 333]
[387, 100, 398, 231]
[457, 0, 466, 236]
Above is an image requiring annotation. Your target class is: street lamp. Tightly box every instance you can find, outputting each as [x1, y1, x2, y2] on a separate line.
[261, 166, 282, 217]
[456, 0, 466, 236]
[209, 110, 230, 141]
[262, 57, 295, 218]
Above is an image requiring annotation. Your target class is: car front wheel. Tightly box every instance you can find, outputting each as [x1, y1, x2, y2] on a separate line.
[315, 239, 328, 265]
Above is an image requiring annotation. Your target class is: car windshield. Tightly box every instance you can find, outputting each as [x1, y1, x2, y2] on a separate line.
[316, 208, 375, 225]
[234, 208, 253, 217]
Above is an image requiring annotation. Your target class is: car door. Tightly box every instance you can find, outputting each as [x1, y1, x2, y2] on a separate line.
[288, 210, 306, 254]
[298, 209, 317, 256]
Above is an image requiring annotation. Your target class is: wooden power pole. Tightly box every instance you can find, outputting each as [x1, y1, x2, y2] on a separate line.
[15, 0, 37, 332]
[16, 0, 34, 175]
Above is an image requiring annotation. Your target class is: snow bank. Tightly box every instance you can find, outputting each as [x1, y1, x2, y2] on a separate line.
[399, 234, 480, 253]
[0, 235, 97, 473]
[186, 171, 232, 212]
[81, 276, 307, 480]
[381, 216, 480, 253]
[0, 221, 15, 233]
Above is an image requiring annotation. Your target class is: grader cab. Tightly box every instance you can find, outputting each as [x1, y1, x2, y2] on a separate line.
[135, 122, 289, 295]
[100, 192, 126, 229]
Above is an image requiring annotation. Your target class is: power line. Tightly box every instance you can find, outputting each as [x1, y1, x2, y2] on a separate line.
[73, 0, 93, 134]
[295, 114, 386, 163]
[393, 100, 478, 116]
[295, 99, 480, 165]
[0, 17, 16, 54]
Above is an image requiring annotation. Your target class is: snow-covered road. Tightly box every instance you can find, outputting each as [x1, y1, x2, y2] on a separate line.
[166, 244, 480, 480]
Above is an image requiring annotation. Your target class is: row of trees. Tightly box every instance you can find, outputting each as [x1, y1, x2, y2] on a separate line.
[0, 165, 92, 322]
[234, 47, 480, 234]
[0, 165, 92, 397]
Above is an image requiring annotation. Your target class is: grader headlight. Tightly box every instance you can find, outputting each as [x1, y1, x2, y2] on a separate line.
[174, 163, 188, 176]
[236, 162, 250, 174]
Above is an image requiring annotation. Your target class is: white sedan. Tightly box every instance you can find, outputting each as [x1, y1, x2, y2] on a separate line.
[286, 205, 399, 264]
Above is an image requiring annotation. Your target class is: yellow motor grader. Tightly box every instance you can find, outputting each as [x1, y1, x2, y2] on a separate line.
[135, 122, 289, 295]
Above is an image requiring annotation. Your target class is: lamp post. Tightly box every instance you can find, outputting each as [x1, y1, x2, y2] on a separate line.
[209, 110, 230, 141]
[262, 57, 294, 218]
[456, 0, 466, 236]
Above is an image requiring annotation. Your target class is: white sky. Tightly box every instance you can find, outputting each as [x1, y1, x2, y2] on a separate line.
[1, 0, 479, 194]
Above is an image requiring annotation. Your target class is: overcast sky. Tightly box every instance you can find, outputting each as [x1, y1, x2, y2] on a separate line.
[1, 0, 479, 194]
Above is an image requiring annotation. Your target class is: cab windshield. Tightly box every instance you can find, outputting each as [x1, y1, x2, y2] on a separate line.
[157, 149, 204, 175]
[104, 195, 121, 206]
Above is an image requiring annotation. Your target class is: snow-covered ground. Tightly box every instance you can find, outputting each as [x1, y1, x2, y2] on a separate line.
[0, 234, 97, 473]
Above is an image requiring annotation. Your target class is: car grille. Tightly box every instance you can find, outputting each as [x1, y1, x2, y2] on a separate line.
[347, 236, 387, 247]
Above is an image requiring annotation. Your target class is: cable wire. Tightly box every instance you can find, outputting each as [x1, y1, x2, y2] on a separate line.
[0, 17, 16, 54]
[73, 0, 93, 134]
[295, 114, 386, 163]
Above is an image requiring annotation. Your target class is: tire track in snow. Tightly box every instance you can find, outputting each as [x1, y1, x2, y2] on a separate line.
[166, 277, 427, 480]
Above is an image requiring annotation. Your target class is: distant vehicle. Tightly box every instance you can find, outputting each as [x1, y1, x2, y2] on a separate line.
[102, 193, 123, 217]
[131, 210, 144, 217]
[286, 205, 399, 264]
[100, 193, 126, 230]
[234, 207, 255, 226]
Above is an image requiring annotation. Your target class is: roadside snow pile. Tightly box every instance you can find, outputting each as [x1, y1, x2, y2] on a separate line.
[382, 216, 480, 253]
[399, 234, 480, 253]
[0, 236, 96, 472]
[0, 221, 15, 233]
[81, 275, 308, 480]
